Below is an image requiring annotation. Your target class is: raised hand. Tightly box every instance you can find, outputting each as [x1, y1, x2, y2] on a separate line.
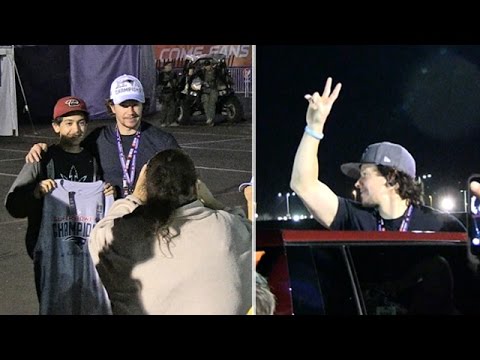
[470, 181, 480, 198]
[304, 77, 342, 129]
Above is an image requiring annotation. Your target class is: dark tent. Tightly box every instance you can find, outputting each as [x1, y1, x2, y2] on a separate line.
[15, 45, 156, 124]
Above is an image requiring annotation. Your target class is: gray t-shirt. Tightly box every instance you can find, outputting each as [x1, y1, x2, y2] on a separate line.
[35, 179, 113, 315]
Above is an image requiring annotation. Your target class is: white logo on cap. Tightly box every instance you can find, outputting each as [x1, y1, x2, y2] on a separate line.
[114, 79, 142, 96]
[383, 156, 391, 163]
[65, 99, 80, 107]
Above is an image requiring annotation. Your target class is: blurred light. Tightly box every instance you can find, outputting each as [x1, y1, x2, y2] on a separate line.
[277, 192, 282, 197]
[292, 192, 296, 196]
[277, 216, 283, 221]
[440, 196, 455, 212]
[473, 238, 480, 246]
[292, 214, 300, 222]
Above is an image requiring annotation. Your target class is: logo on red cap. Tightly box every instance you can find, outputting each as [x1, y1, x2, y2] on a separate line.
[53, 96, 88, 119]
[65, 99, 80, 107]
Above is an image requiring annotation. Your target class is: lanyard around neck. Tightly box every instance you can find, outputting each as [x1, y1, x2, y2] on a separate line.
[377, 204, 414, 232]
[116, 127, 141, 197]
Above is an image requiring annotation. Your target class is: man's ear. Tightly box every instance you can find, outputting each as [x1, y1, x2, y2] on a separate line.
[385, 172, 398, 188]
[386, 179, 399, 189]
[51, 122, 60, 134]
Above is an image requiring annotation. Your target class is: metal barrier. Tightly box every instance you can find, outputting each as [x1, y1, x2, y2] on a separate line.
[230, 67, 252, 97]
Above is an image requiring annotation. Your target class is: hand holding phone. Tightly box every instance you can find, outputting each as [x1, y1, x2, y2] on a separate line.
[467, 175, 480, 257]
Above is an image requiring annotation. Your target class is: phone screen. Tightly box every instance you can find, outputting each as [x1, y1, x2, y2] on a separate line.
[467, 175, 480, 257]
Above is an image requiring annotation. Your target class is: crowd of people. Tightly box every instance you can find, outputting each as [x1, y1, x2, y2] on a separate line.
[155, 57, 240, 127]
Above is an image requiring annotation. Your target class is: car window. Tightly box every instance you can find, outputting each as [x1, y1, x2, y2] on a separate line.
[287, 245, 360, 315]
[258, 229, 480, 315]
[351, 244, 480, 315]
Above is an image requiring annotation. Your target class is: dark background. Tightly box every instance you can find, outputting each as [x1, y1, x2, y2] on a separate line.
[257, 45, 480, 219]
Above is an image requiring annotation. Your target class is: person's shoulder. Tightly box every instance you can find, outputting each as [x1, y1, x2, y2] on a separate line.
[142, 122, 177, 140]
[341, 197, 374, 213]
[44, 144, 61, 160]
[416, 205, 448, 218]
[417, 204, 449, 216]
[117, 205, 149, 226]
[82, 125, 101, 142]
[141, 121, 164, 133]
[84, 124, 115, 146]
[417, 205, 466, 231]
[220, 206, 251, 222]
[87, 124, 111, 138]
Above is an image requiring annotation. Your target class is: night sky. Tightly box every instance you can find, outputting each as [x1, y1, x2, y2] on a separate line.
[257, 45, 480, 219]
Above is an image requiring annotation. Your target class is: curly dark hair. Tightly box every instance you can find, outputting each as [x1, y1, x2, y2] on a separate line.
[377, 165, 425, 206]
[141, 149, 198, 251]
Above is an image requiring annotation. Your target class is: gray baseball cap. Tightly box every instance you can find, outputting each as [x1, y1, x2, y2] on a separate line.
[340, 142, 416, 179]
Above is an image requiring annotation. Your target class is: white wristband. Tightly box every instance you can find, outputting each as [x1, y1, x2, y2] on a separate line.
[304, 126, 324, 140]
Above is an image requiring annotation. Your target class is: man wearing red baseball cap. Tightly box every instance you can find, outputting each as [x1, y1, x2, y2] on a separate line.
[5, 95, 113, 315]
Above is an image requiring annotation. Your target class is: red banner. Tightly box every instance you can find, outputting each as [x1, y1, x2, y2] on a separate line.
[153, 45, 252, 67]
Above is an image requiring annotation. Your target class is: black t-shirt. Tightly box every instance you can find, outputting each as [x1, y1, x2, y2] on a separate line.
[45, 145, 96, 182]
[330, 197, 466, 232]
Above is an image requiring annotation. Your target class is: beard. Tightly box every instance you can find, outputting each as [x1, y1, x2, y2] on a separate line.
[360, 195, 377, 208]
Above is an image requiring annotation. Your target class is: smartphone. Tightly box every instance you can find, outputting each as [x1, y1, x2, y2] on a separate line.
[467, 174, 480, 257]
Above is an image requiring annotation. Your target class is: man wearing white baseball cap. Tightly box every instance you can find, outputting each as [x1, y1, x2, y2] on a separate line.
[290, 77, 464, 233]
[26, 74, 180, 199]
